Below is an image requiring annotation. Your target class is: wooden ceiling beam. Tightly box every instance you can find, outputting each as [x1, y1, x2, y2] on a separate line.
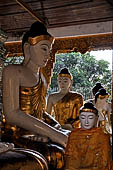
[16, 0, 44, 23]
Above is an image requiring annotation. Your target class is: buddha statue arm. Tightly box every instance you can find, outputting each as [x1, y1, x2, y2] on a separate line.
[65, 95, 83, 128]
[43, 112, 61, 127]
[46, 94, 53, 115]
[45, 94, 62, 129]
[73, 96, 83, 118]
[3, 66, 68, 148]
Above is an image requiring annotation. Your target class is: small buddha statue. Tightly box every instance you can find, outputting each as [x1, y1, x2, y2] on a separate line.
[64, 102, 112, 170]
[47, 68, 83, 130]
[87, 83, 112, 135]
[94, 88, 112, 135]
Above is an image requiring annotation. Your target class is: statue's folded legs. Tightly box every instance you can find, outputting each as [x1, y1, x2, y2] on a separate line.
[0, 143, 49, 170]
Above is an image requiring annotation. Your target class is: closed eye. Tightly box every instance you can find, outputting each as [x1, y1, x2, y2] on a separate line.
[80, 116, 85, 119]
[42, 47, 47, 51]
[88, 116, 94, 119]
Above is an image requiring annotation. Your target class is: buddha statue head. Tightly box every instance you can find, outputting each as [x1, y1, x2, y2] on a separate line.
[57, 68, 73, 91]
[95, 88, 109, 103]
[92, 82, 104, 96]
[22, 21, 54, 66]
[94, 88, 109, 112]
[79, 102, 98, 129]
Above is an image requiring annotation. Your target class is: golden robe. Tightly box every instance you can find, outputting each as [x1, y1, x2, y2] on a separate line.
[53, 92, 83, 127]
[1, 78, 64, 170]
[2, 78, 46, 138]
[64, 128, 112, 170]
[20, 77, 46, 119]
[2, 77, 58, 137]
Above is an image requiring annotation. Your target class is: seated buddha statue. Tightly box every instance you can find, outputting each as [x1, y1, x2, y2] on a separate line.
[46, 68, 83, 130]
[64, 102, 112, 170]
[2, 21, 69, 170]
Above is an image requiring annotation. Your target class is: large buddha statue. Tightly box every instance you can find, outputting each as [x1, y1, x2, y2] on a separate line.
[64, 102, 112, 170]
[1, 21, 69, 169]
[47, 68, 83, 130]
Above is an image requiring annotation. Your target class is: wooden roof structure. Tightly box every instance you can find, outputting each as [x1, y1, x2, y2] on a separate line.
[0, 0, 112, 98]
[0, 0, 113, 41]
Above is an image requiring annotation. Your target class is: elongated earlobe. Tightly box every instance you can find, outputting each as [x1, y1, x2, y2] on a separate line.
[69, 80, 73, 91]
[23, 43, 31, 65]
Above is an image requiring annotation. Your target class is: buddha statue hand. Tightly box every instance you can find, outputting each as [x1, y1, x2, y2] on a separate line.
[43, 112, 61, 127]
[62, 124, 73, 131]
[50, 122, 71, 135]
[65, 117, 79, 125]
[22, 134, 50, 143]
[0, 142, 14, 153]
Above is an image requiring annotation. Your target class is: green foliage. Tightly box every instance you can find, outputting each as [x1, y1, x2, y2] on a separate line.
[4, 56, 24, 66]
[49, 52, 112, 100]
[0, 44, 6, 61]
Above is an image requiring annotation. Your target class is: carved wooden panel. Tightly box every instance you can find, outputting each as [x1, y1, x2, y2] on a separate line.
[4, 33, 113, 57]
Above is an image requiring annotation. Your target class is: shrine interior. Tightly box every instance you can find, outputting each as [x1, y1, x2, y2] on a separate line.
[0, 1, 113, 169]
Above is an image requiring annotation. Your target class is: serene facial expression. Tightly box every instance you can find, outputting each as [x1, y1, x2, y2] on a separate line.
[30, 40, 52, 67]
[79, 112, 97, 129]
[58, 76, 72, 91]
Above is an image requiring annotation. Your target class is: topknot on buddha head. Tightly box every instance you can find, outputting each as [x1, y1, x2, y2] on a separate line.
[92, 82, 104, 96]
[80, 102, 98, 116]
[58, 68, 73, 80]
[95, 88, 109, 103]
[22, 21, 54, 52]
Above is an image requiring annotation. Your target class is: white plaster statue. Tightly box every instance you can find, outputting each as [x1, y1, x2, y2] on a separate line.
[2, 21, 68, 148]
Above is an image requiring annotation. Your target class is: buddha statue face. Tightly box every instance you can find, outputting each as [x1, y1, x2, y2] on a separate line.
[22, 21, 54, 67]
[57, 76, 72, 91]
[79, 112, 98, 129]
[29, 40, 52, 68]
